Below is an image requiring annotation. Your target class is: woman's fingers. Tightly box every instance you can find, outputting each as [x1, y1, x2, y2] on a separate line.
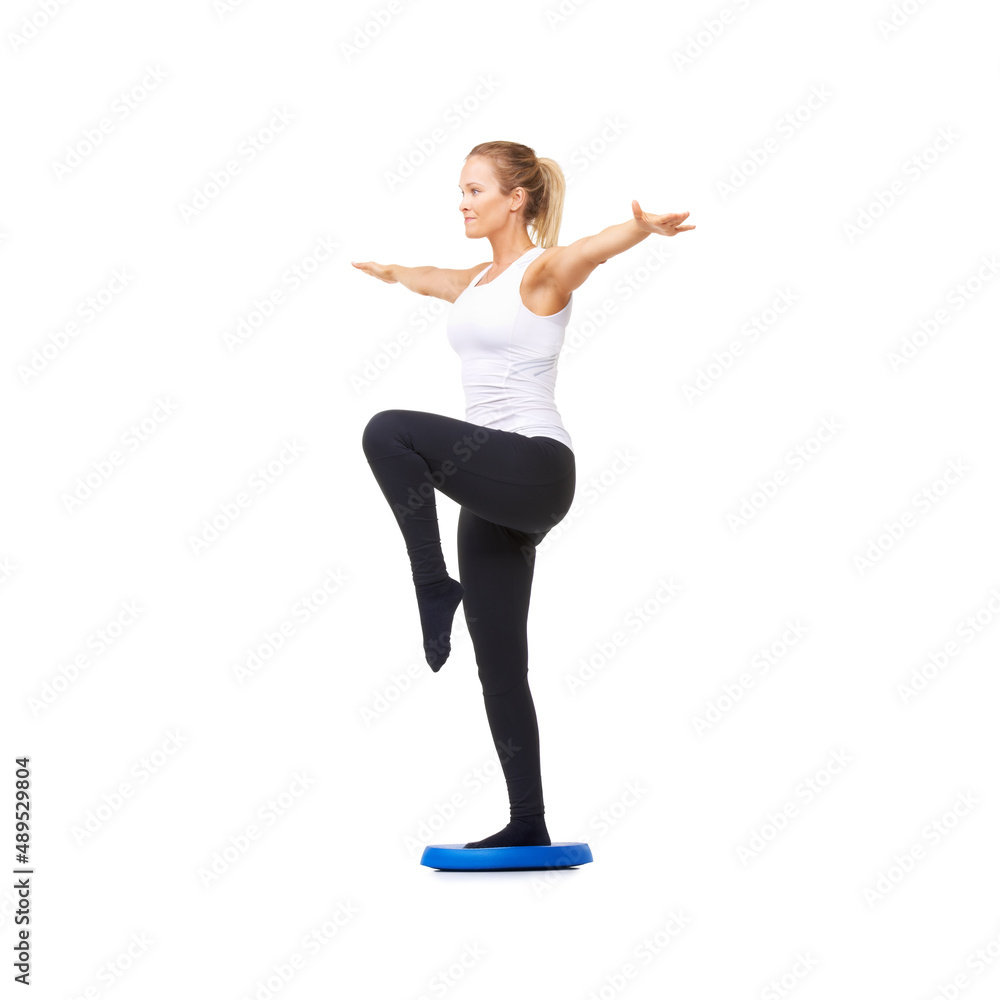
[352, 260, 395, 283]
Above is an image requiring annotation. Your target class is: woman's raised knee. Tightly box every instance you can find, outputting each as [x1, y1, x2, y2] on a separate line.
[361, 409, 404, 457]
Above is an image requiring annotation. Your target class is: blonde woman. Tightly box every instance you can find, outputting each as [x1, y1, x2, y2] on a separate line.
[356, 140, 694, 850]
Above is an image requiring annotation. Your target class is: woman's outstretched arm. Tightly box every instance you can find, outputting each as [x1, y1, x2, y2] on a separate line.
[351, 260, 488, 302]
[541, 200, 695, 295]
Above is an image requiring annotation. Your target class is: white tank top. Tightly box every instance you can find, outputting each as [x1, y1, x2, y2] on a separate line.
[446, 245, 573, 451]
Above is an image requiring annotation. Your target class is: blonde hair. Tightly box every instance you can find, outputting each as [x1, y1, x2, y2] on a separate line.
[464, 141, 565, 249]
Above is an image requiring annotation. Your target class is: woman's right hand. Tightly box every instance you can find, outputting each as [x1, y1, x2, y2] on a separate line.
[351, 260, 397, 284]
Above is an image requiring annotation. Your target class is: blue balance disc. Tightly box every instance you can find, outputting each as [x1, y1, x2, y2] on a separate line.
[420, 841, 593, 871]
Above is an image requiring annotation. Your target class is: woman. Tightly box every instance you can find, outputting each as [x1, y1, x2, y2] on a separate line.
[355, 140, 694, 850]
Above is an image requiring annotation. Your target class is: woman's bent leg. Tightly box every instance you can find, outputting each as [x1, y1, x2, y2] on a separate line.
[361, 408, 574, 581]
[361, 408, 574, 670]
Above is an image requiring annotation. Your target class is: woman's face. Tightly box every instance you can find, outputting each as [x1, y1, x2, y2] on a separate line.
[458, 156, 521, 236]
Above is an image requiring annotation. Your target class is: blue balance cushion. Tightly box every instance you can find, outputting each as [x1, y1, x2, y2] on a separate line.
[420, 842, 593, 871]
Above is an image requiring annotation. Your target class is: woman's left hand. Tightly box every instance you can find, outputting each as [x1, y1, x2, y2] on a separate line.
[632, 200, 695, 236]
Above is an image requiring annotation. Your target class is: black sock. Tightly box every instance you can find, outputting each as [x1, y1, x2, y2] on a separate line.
[464, 814, 550, 849]
[415, 576, 465, 671]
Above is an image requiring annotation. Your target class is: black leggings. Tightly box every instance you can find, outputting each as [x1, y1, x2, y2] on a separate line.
[361, 408, 576, 820]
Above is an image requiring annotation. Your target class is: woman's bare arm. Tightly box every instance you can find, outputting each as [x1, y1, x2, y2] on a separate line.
[351, 260, 490, 303]
[538, 201, 695, 298]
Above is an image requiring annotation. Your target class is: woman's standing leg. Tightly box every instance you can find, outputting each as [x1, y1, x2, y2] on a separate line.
[457, 508, 557, 848]
[361, 407, 576, 848]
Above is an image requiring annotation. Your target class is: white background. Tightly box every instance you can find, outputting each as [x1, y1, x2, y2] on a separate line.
[3, 0, 1000, 996]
